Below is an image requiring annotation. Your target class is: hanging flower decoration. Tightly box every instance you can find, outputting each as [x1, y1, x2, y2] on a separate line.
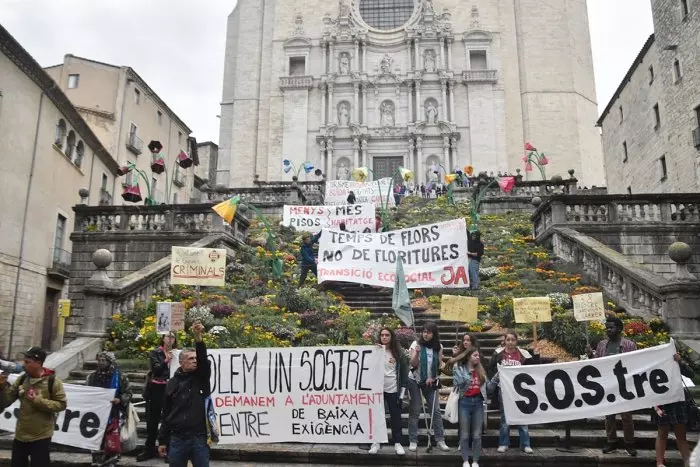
[117, 166, 131, 176]
[444, 173, 458, 185]
[399, 167, 414, 182]
[498, 176, 516, 193]
[282, 160, 292, 174]
[177, 150, 194, 169]
[121, 182, 142, 203]
[314, 169, 323, 177]
[522, 142, 548, 179]
[151, 154, 166, 174]
[212, 196, 241, 224]
[352, 167, 369, 182]
[302, 162, 314, 173]
[464, 165, 474, 177]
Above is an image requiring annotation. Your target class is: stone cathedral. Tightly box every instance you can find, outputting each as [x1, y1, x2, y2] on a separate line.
[217, 0, 605, 188]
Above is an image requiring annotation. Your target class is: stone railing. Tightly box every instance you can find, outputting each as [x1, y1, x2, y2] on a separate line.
[463, 69, 498, 83]
[532, 193, 700, 240]
[551, 228, 700, 336]
[279, 75, 314, 89]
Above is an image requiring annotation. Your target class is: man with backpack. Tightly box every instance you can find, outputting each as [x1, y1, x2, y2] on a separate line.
[0, 346, 67, 466]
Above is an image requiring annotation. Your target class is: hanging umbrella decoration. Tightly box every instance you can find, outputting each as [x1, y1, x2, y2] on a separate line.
[522, 142, 548, 180]
[212, 195, 283, 279]
[282, 160, 319, 181]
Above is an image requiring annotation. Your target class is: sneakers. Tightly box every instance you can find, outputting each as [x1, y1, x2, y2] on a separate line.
[463, 462, 471, 467]
[625, 446, 637, 457]
[497, 445, 508, 453]
[602, 441, 617, 454]
[472, 463, 480, 467]
[394, 443, 405, 455]
[437, 440, 450, 451]
[522, 447, 534, 454]
[408, 441, 418, 452]
[368, 442, 380, 454]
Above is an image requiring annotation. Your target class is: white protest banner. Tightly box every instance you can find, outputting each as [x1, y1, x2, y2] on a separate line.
[318, 218, 469, 288]
[499, 341, 683, 425]
[282, 204, 376, 233]
[325, 178, 396, 207]
[0, 376, 115, 451]
[171, 346, 387, 444]
[171, 246, 226, 286]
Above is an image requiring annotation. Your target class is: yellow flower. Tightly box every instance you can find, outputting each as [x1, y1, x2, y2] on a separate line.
[444, 173, 458, 184]
[352, 167, 369, 182]
[399, 167, 414, 182]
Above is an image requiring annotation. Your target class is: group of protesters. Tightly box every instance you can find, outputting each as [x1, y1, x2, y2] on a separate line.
[0, 321, 211, 467]
[372, 316, 694, 467]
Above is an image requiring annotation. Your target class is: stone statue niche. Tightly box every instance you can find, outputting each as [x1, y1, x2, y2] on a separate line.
[337, 101, 351, 126]
[380, 101, 395, 127]
[424, 49, 436, 73]
[339, 52, 350, 75]
[336, 159, 351, 180]
[380, 54, 393, 74]
[425, 99, 438, 124]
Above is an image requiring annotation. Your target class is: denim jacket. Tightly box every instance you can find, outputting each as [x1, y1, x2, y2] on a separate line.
[453, 363, 495, 400]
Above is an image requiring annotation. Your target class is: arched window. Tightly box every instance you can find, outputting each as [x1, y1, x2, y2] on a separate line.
[74, 141, 84, 168]
[359, 0, 414, 30]
[55, 119, 67, 147]
[65, 130, 76, 158]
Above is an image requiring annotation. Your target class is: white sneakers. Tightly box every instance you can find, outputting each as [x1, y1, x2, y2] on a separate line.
[368, 442, 380, 454]
[437, 441, 450, 451]
[369, 443, 405, 456]
[408, 441, 417, 452]
[462, 462, 479, 467]
[472, 463, 480, 467]
[497, 445, 508, 453]
[523, 447, 534, 454]
[394, 443, 405, 455]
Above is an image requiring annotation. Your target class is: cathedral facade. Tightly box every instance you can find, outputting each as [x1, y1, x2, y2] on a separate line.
[217, 0, 605, 187]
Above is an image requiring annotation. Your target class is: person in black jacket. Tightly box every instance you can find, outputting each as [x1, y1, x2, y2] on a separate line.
[158, 322, 211, 466]
[467, 230, 485, 290]
[137, 333, 177, 462]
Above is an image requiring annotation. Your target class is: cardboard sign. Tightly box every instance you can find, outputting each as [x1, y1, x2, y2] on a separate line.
[171, 246, 226, 286]
[156, 302, 186, 334]
[440, 295, 478, 322]
[573, 292, 606, 322]
[513, 297, 552, 323]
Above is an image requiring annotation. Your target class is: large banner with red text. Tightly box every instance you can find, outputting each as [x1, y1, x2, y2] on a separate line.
[318, 218, 470, 288]
[172, 346, 388, 444]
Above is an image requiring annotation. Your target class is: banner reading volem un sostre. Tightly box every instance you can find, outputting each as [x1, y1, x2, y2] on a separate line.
[318, 218, 470, 288]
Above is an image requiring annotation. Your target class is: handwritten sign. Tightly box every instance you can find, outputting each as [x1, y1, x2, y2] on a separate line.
[171, 246, 226, 286]
[513, 297, 552, 324]
[171, 346, 388, 444]
[157, 302, 186, 334]
[282, 204, 376, 233]
[440, 295, 478, 322]
[325, 178, 396, 207]
[572, 292, 605, 322]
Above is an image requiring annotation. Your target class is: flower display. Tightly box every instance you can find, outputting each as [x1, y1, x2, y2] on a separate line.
[283, 160, 292, 174]
[352, 166, 369, 182]
[399, 167, 414, 182]
[212, 196, 241, 224]
[464, 165, 474, 176]
[444, 173, 458, 185]
[498, 176, 516, 193]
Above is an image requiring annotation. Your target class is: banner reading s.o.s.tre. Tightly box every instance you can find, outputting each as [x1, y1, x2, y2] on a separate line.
[0, 376, 115, 451]
[282, 204, 376, 233]
[318, 218, 469, 288]
[499, 341, 683, 425]
[172, 346, 387, 444]
[325, 179, 396, 207]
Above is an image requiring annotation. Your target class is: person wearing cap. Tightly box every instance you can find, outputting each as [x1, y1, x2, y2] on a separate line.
[0, 347, 67, 466]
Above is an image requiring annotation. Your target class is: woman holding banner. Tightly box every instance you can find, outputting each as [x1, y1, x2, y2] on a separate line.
[369, 327, 409, 456]
[453, 348, 491, 467]
[488, 331, 533, 454]
[653, 352, 694, 467]
[407, 322, 450, 452]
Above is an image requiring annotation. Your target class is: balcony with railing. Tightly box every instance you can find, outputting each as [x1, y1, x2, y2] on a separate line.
[48, 247, 71, 279]
[463, 69, 498, 83]
[126, 133, 143, 155]
[279, 76, 314, 90]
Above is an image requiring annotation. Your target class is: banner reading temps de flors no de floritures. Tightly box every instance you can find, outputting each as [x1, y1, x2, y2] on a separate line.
[318, 218, 470, 288]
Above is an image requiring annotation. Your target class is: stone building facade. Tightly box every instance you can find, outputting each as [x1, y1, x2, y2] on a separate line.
[0, 25, 119, 355]
[598, 0, 700, 194]
[45, 55, 196, 204]
[217, 0, 604, 188]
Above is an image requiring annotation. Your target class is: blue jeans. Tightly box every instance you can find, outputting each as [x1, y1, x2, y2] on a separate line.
[168, 434, 209, 467]
[459, 396, 484, 462]
[498, 391, 530, 448]
[407, 379, 445, 443]
[469, 260, 480, 289]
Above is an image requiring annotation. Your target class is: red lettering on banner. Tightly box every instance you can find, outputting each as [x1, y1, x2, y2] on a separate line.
[215, 395, 277, 408]
[300, 392, 383, 406]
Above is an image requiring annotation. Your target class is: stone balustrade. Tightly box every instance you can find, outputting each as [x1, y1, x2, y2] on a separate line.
[551, 228, 700, 336]
[279, 75, 314, 89]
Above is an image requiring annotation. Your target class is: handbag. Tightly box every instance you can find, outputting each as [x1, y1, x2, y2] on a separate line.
[103, 418, 122, 455]
[683, 381, 700, 431]
[204, 395, 220, 445]
[120, 403, 139, 452]
[443, 387, 459, 424]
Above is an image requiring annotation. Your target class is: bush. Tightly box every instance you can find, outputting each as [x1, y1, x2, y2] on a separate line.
[185, 306, 215, 329]
[541, 312, 589, 357]
[210, 304, 236, 318]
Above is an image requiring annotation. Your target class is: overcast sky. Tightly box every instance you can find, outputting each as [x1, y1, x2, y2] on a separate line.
[0, 0, 654, 144]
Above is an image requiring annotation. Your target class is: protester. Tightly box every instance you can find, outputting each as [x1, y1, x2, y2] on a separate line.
[394, 183, 402, 206]
[369, 327, 408, 456]
[467, 231, 484, 290]
[298, 231, 321, 287]
[407, 322, 449, 452]
[587, 316, 637, 456]
[87, 351, 133, 466]
[453, 348, 491, 467]
[451, 333, 479, 360]
[653, 351, 694, 467]
[138, 333, 178, 462]
[347, 191, 356, 204]
[489, 332, 533, 453]
[158, 322, 211, 467]
[339, 222, 347, 232]
[0, 347, 67, 466]
[420, 184, 426, 198]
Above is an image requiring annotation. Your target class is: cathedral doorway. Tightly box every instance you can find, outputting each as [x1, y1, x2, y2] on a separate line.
[372, 156, 403, 180]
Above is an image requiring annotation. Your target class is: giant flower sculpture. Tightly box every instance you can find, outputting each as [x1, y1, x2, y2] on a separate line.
[352, 167, 369, 182]
[400, 167, 415, 183]
[522, 142, 549, 180]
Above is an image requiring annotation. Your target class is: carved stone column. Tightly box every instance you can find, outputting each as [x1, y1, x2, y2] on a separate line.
[441, 79, 448, 119]
[416, 137, 424, 179]
[328, 83, 334, 123]
[354, 40, 360, 71]
[362, 40, 367, 72]
[353, 138, 360, 169]
[415, 80, 422, 122]
[321, 83, 327, 124]
[439, 38, 445, 69]
[353, 83, 360, 123]
[362, 84, 368, 124]
[361, 139, 368, 168]
[407, 82, 414, 122]
[319, 140, 327, 170]
[330, 42, 335, 73]
[407, 138, 416, 171]
[443, 136, 451, 170]
[322, 41, 327, 74]
[451, 137, 459, 170]
[327, 138, 334, 178]
[447, 38, 453, 70]
[449, 80, 456, 122]
[413, 39, 420, 71]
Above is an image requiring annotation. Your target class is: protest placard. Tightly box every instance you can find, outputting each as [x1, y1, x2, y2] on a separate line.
[499, 341, 683, 425]
[171, 246, 226, 286]
[170, 346, 388, 444]
[325, 179, 396, 207]
[282, 204, 376, 233]
[440, 295, 478, 322]
[156, 302, 186, 334]
[572, 292, 606, 322]
[0, 376, 115, 451]
[513, 297, 552, 324]
[318, 218, 469, 288]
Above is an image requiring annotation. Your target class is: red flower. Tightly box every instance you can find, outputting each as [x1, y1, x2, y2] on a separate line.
[525, 142, 536, 151]
[525, 162, 533, 172]
[539, 155, 549, 166]
[117, 166, 131, 176]
[521, 155, 529, 163]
